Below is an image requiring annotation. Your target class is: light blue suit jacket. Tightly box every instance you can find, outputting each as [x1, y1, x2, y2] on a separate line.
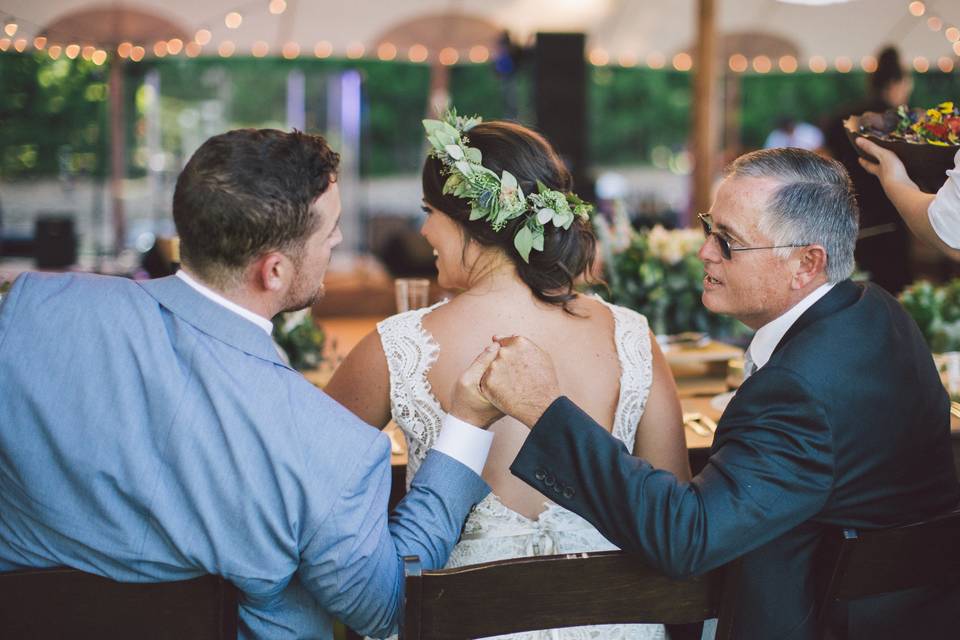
[0, 272, 489, 638]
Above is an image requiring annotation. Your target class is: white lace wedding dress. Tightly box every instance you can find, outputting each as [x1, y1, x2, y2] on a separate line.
[376, 298, 665, 640]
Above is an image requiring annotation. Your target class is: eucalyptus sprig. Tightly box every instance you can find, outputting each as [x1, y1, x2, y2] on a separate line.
[423, 109, 593, 263]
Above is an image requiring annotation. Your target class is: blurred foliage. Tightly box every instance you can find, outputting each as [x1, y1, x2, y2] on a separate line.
[593, 208, 745, 337]
[3, 46, 959, 180]
[900, 279, 960, 353]
[0, 53, 114, 178]
[589, 67, 693, 166]
[272, 308, 326, 371]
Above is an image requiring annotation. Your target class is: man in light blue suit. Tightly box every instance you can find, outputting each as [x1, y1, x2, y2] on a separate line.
[0, 129, 498, 638]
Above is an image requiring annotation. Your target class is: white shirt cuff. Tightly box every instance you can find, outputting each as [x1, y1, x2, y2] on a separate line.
[433, 414, 494, 476]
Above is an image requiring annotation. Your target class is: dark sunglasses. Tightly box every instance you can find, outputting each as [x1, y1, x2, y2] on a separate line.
[698, 213, 808, 260]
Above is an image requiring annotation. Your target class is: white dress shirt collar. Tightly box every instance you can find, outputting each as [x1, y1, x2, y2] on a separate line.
[176, 270, 274, 335]
[746, 282, 836, 373]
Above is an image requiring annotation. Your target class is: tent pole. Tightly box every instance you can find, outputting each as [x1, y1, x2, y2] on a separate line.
[692, 0, 718, 221]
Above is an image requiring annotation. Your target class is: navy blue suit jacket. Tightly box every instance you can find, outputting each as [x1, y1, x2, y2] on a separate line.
[512, 280, 960, 639]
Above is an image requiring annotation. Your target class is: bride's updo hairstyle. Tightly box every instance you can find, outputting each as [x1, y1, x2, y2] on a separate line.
[422, 121, 597, 312]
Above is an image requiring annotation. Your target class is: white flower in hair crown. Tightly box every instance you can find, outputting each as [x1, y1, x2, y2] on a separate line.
[422, 109, 593, 263]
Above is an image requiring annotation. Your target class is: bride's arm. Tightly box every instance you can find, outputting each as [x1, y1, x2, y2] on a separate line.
[631, 331, 691, 480]
[325, 329, 393, 429]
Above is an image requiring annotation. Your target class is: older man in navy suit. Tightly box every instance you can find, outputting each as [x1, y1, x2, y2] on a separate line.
[0, 130, 502, 638]
[457, 148, 960, 639]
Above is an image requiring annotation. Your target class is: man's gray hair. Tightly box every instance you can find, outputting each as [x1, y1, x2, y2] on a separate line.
[725, 147, 859, 282]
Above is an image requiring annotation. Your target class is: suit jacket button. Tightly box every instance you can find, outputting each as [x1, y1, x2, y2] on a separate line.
[553, 484, 563, 494]
[544, 474, 555, 487]
[563, 487, 575, 499]
[535, 469, 546, 481]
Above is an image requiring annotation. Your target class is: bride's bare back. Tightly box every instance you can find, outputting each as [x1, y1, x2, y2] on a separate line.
[327, 277, 689, 521]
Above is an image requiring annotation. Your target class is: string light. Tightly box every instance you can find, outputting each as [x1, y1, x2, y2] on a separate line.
[588, 48, 609, 66]
[47, 44, 61, 59]
[908, 1, 925, 17]
[117, 42, 132, 58]
[729, 54, 748, 72]
[153, 41, 167, 57]
[314, 41, 333, 58]
[779, 55, 798, 73]
[33, 36, 46, 49]
[408, 44, 428, 63]
[167, 38, 183, 55]
[91, 49, 107, 65]
[3, 21, 17, 37]
[346, 42, 364, 59]
[218, 40, 236, 57]
[225, 12, 242, 29]
[835, 56, 853, 73]
[809, 56, 827, 73]
[927, 16, 942, 31]
[13, 38, 26, 53]
[938, 57, 954, 73]
[672, 52, 692, 71]
[439, 47, 459, 65]
[65, 44, 80, 59]
[469, 45, 489, 63]
[130, 46, 145, 61]
[252, 41, 269, 57]
[281, 42, 300, 59]
[377, 42, 397, 61]
[946, 27, 960, 42]
[195, 29, 212, 45]
[913, 56, 929, 72]
[954, 41, 960, 56]
[752, 55, 772, 73]
[185, 42, 201, 57]
[646, 52, 665, 69]
[269, 0, 287, 14]
[861, 56, 878, 72]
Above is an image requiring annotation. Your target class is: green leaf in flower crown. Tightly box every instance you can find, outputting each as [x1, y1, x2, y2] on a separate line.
[470, 205, 488, 221]
[455, 160, 474, 177]
[536, 208, 555, 224]
[465, 146, 482, 163]
[445, 144, 465, 160]
[514, 224, 535, 262]
[443, 173, 462, 195]
[556, 209, 575, 229]
[532, 227, 544, 252]
[536, 180, 549, 194]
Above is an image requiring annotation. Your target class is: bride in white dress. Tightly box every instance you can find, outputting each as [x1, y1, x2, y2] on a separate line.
[326, 116, 690, 639]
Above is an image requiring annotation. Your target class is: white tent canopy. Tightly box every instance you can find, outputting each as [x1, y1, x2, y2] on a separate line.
[2, 0, 959, 69]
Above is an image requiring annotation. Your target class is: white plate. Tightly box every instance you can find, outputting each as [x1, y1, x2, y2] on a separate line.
[710, 390, 736, 413]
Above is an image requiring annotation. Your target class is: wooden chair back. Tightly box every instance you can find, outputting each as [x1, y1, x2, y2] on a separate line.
[816, 505, 960, 635]
[0, 567, 238, 639]
[400, 550, 739, 640]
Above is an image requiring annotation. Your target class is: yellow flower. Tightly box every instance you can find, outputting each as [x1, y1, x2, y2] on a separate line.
[939, 102, 954, 114]
[927, 109, 943, 123]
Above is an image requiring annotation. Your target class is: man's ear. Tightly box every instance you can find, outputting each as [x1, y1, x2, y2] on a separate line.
[251, 251, 288, 293]
[792, 244, 828, 289]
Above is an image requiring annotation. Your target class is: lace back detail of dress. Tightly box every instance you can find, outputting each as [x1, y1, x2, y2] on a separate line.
[376, 300, 448, 485]
[378, 300, 663, 640]
[601, 299, 654, 450]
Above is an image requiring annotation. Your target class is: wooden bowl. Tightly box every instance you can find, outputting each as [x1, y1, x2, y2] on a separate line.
[844, 114, 959, 193]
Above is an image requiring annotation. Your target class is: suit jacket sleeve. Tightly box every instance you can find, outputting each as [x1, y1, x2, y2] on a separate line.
[511, 366, 835, 578]
[298, 436, 489, 638]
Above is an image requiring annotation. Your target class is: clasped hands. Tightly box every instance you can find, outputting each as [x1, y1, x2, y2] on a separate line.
[449, 336, 561, 430]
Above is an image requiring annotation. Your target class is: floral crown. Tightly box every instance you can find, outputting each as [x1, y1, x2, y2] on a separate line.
[422, 110, 593, 263]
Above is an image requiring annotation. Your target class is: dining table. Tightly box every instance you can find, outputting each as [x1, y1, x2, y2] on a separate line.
[307, 314, 960, 478]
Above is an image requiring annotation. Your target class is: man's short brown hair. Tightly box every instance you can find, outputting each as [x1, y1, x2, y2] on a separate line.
[173, 129, 340, 288]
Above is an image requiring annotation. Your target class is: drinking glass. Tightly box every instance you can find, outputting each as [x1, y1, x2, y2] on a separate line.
[394, 278, 430, 313]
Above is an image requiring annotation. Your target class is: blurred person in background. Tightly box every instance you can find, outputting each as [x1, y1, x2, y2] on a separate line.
[823, 46, 915, 294]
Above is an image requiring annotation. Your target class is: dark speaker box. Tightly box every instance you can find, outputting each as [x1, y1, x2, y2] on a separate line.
[534, 33, 591, 199]
[34, 215, 77, 269]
